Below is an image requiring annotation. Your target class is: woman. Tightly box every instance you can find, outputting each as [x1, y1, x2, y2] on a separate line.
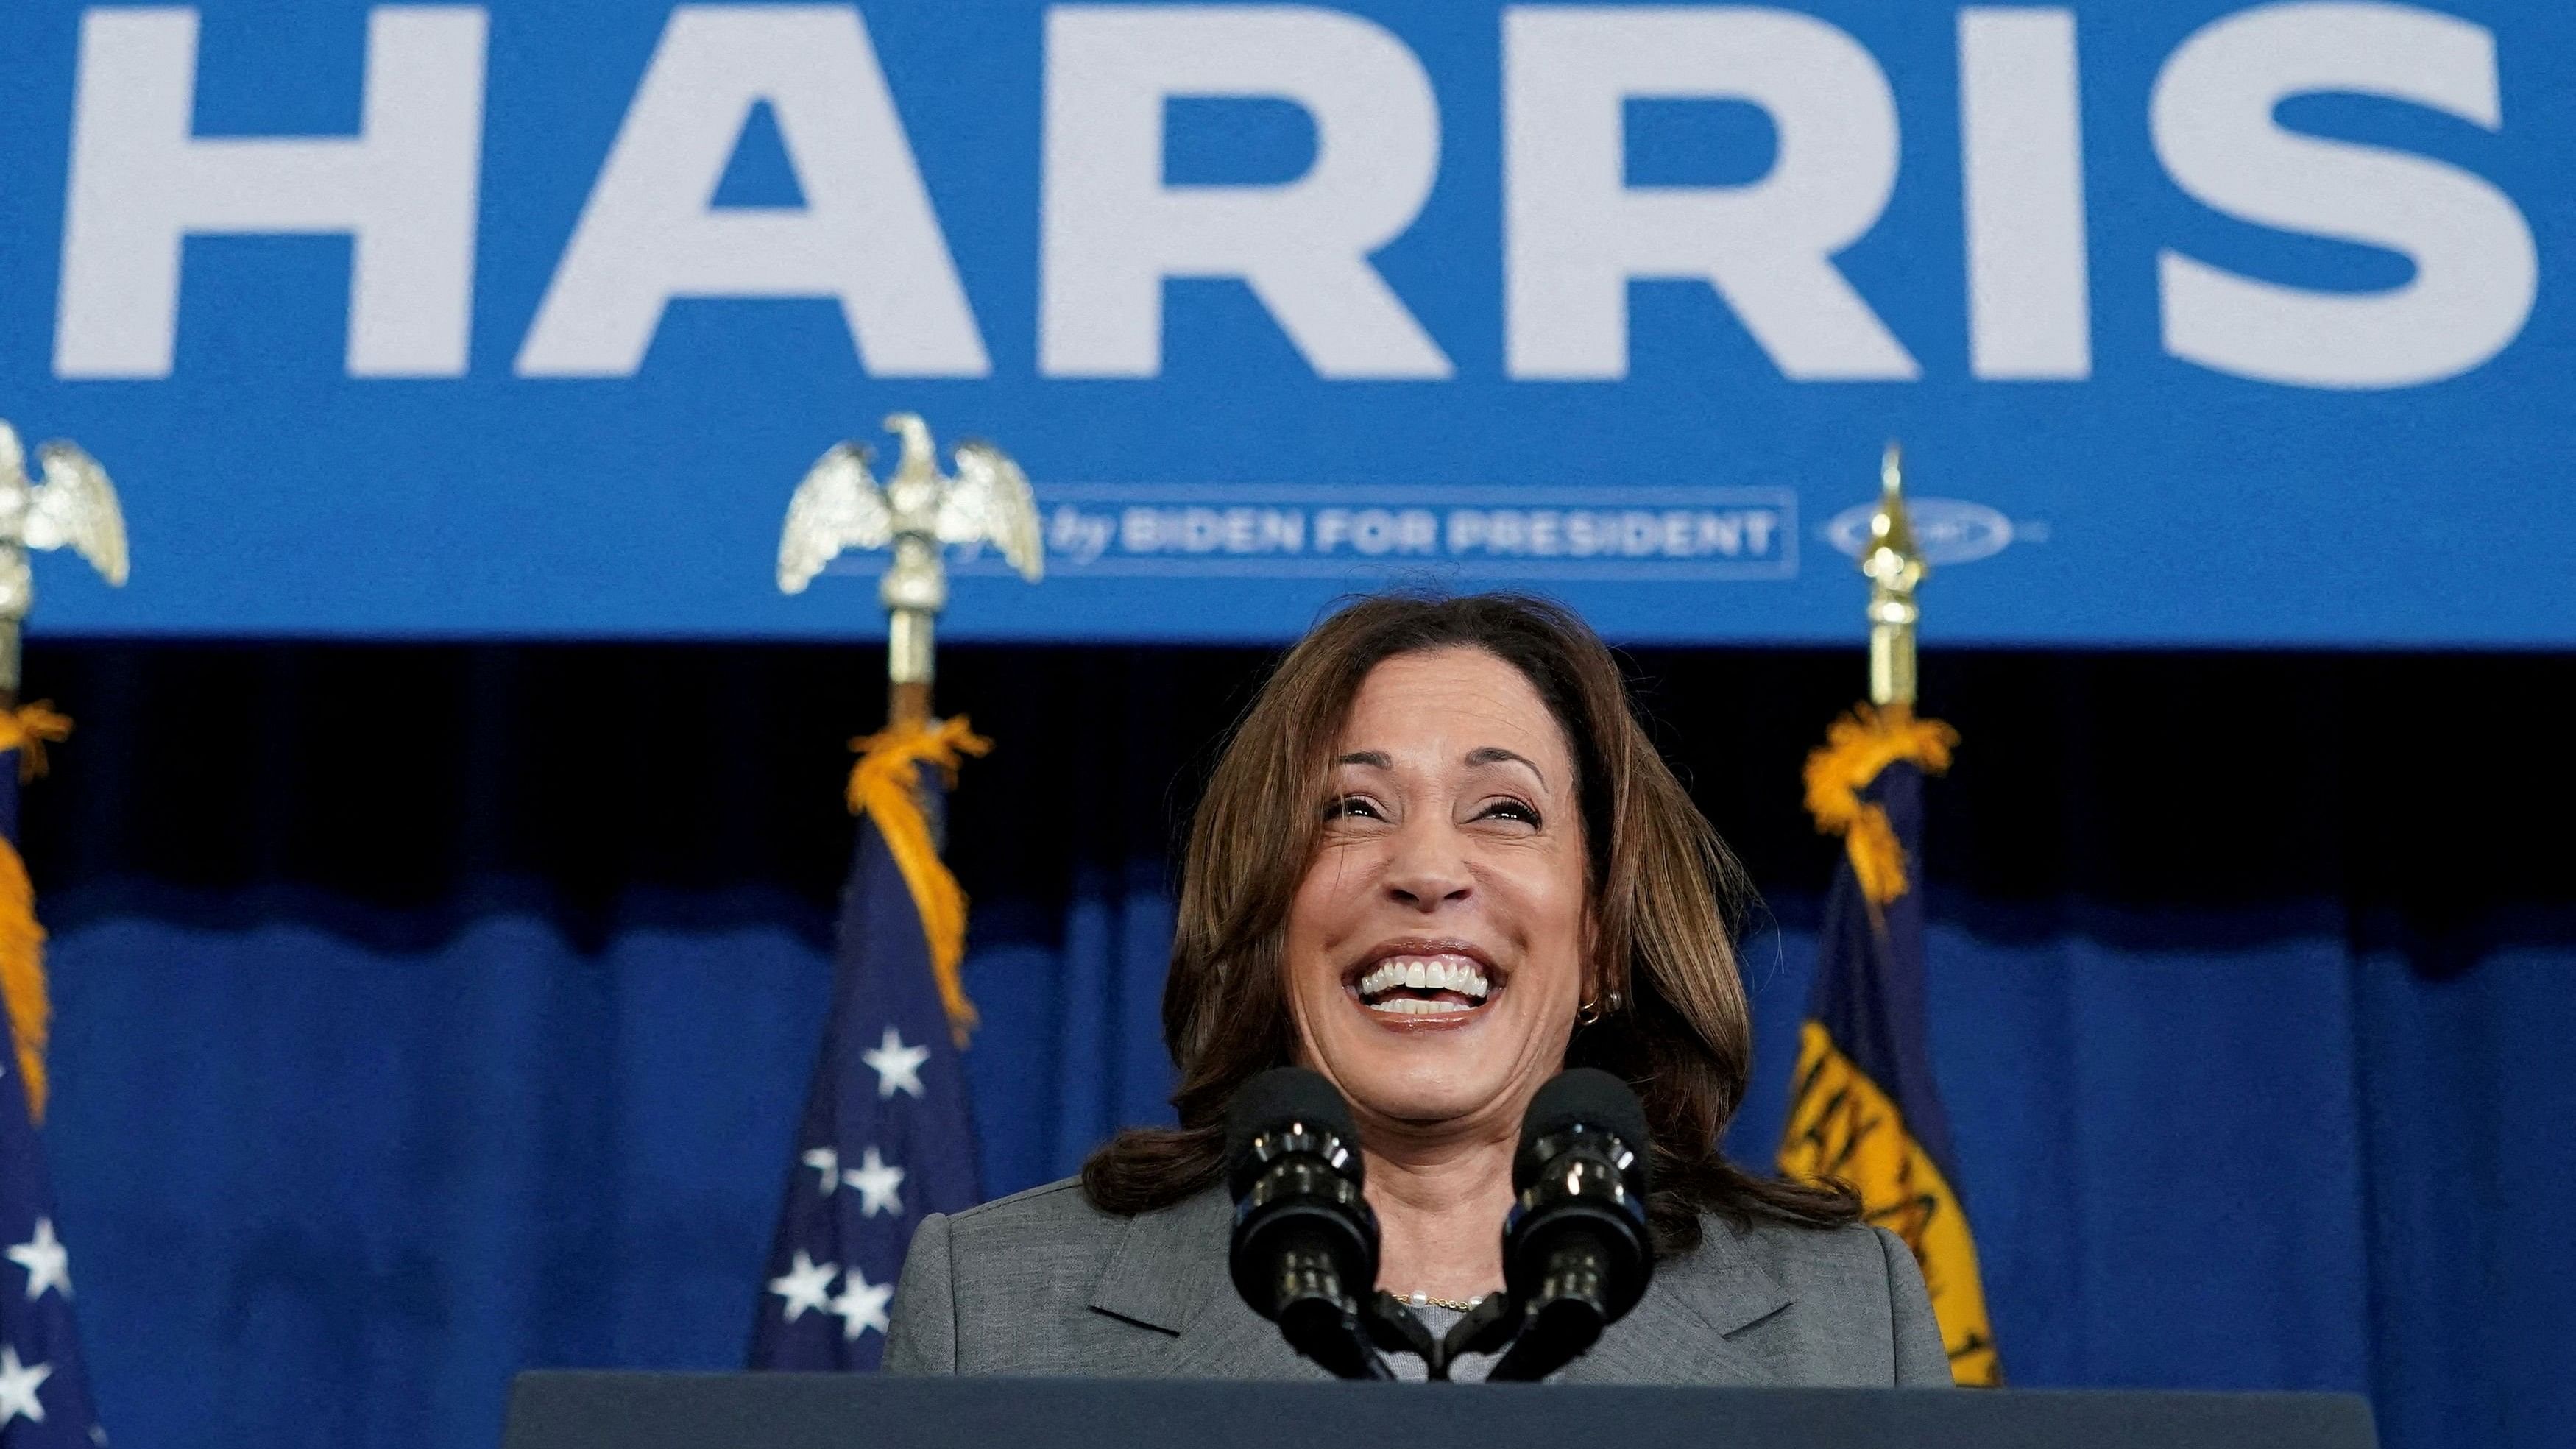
[885, 592, 1947, 1384]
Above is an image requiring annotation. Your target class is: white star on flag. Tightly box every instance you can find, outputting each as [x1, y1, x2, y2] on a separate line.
[0, 1345, 51, 1427]
[767, 1250, 838, 1325]
[843, 1147, 906, 1218]
[829, 1266, 894, 1342]
[800, 1147, 841, 1194]
[861, 1026, 929, 1099]
[6, 1218, 71, 1302]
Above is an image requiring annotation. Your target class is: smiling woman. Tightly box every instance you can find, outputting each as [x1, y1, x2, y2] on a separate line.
[883, 592, 1949, 1385]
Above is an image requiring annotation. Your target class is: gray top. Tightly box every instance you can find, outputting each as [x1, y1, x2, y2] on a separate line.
[883, 1177, 1952, 1386]
[1385, 1304, 1493, 1383]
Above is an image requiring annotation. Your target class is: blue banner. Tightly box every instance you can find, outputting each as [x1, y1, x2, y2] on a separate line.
[0, 0, 2565, 643]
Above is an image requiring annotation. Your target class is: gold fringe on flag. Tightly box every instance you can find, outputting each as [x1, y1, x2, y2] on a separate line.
[846, 715, 991, 1046]
[0, 701, 71, 781]
[0, 836, 48, 1123]
[0, 702, 70, 1123]
[1802, 703, 1958, 907]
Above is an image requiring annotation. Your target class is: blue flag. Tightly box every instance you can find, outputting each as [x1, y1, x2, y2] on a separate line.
[1778, 706, 1999, 1386]
[0, 748, 107, 1448]
[751, 759, 983, 1370]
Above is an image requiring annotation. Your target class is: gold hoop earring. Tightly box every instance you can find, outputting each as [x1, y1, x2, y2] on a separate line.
[1576, 996, 1604, 1027]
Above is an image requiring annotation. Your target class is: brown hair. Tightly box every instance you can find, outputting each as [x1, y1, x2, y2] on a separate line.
[1079, 591, 1858, 1251]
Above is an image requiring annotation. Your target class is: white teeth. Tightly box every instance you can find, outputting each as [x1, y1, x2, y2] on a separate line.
[1365, 996, 1473, 1016]
[1354, 956, 1491, 1004]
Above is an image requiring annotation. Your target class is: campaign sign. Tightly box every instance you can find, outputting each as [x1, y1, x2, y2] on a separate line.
[0, 0, 2565, 643]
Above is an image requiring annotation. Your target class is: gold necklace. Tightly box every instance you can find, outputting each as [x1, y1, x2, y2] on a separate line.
[1396, 1291, 1489, 1313]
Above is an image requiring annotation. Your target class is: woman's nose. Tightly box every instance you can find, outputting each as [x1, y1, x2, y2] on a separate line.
[1381, 819, 1472, 909]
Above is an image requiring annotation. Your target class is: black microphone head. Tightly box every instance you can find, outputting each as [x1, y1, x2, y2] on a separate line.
[1225, 1068, 1381, 1345]
[1226, 1068, 1360, 1198]
[1500, 1069, 1658, 1350]
[1516, 1068, 1651, 1192]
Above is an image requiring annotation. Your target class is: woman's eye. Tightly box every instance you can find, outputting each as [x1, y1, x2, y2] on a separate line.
[1323, 795, 1384, 821]
[1479, 798, 1541, 826]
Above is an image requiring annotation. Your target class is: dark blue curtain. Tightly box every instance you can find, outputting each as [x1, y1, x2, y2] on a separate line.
[17, 643, 2573, 1449]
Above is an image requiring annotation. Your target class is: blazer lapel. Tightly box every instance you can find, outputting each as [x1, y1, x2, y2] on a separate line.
[1554, 1220, 1792, 1386]
[1088, 1188, 1226, 1335]
[1157, 1292, 1328, 1381]
[1088, 1187, 1323, 1381]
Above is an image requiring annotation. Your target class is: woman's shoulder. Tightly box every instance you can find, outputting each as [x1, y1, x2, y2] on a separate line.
[920, 1175, 1145, 1280]
[1703, 1211, 1911, 1289]
[887, 1178, 1235, 1375]
[943, 1175, 1125, 1236]
[1690, 1211, 1933, 1323]
[916, 1176, 1236, 1292]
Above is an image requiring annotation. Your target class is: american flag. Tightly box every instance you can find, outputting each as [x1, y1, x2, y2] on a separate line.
[0, 757, 106, 1446]
[751, 776, 981, 1370]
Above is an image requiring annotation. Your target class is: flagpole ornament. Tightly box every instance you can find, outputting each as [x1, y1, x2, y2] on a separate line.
[1861, 442, 1925, 710]
[776, 412, 1043, 725]
[0, 421, 130, 699]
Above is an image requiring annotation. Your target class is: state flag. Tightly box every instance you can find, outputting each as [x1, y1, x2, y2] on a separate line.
[1777, 704, 2001, 1386]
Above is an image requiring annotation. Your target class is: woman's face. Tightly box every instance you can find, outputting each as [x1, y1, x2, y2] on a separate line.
[1281, 646, 1590, 1144]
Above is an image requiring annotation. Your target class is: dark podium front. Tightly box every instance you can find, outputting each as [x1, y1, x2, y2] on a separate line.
[504, 1372, 2377, 1449]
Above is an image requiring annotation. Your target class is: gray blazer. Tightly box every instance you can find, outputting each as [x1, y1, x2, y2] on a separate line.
[885, 1177, 1951, 1385]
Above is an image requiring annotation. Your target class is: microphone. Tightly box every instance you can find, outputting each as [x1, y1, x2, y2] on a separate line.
[1225, 1068, 1395, 1380]
[1485, 1068, 1655, 1382]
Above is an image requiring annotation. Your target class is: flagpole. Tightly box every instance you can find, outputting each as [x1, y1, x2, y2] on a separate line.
[1780, 442, 1998, 1385]
[757, 420, 1024, 1370]
[0, 419, 120, 1442]
[1861, 442, 1926, 711]
[0, 604, 21, 709]
[883, 536, 940, 730]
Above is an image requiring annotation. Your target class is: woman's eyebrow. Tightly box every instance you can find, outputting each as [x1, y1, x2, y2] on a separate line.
[1464, 745, 1547, 787]
[1333, 750, 1393, 769]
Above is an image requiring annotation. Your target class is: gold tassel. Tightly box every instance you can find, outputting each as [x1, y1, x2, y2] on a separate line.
[846, 715, 991, 1046]
[1802, 703, 1958, 907]
[0, 701, 71, 782]
[0, 704, 66, 1123]
[0, 837, 46, 1124]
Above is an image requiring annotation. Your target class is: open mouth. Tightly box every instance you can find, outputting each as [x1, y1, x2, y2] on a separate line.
[1348, 942, 1501, 1021]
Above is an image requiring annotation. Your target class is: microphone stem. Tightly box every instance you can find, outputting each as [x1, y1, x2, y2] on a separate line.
[1273, 1247, 1398, 1381]
[1487, 1240, 1615, 1382]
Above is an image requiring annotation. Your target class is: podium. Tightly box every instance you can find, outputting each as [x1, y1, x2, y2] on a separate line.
[503, 1372, 2377, 1449]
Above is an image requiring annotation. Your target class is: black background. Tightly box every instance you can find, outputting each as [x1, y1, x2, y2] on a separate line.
[18, 642, 2569, 957]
